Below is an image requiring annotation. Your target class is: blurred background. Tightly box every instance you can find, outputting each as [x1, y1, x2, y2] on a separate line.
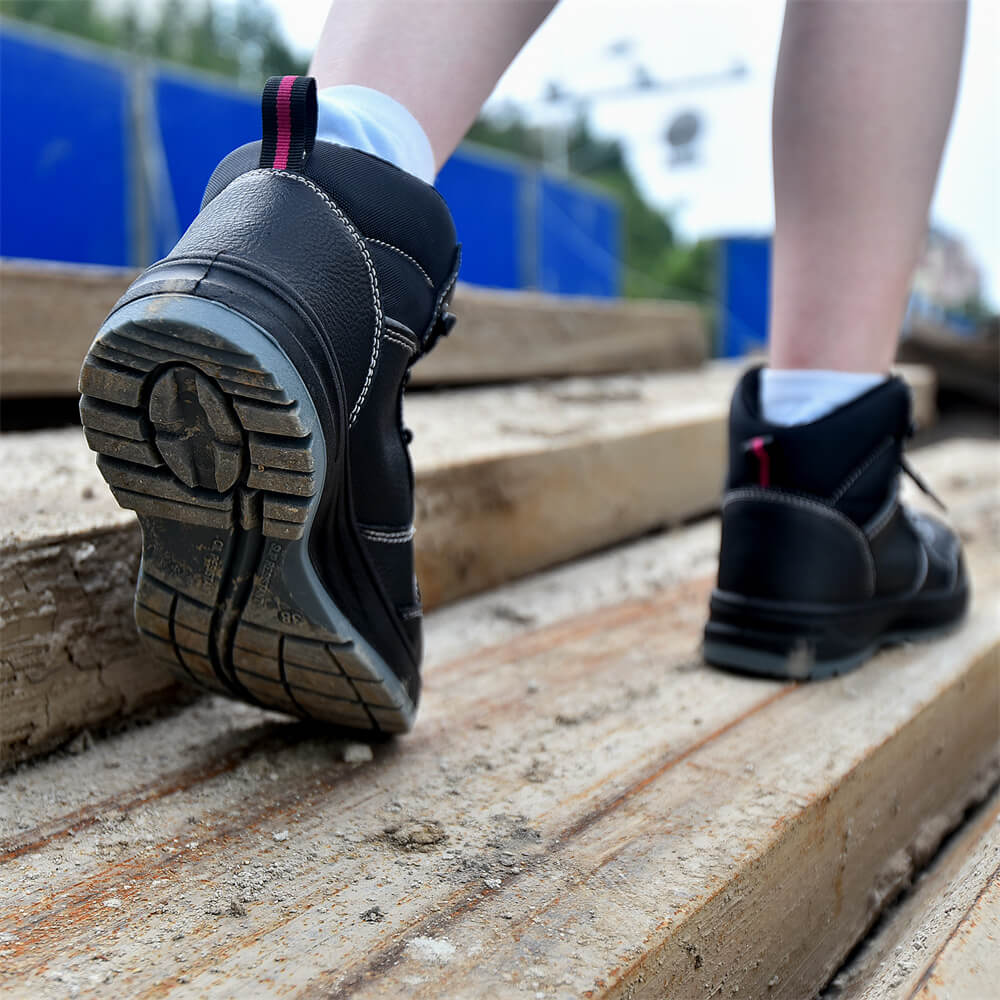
[0, 0, 996, 358]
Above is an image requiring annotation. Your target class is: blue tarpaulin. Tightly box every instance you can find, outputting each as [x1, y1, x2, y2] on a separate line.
[0, 21, 622, 297]
[718, 235, 771, 357]
[0, 29, 130, 266]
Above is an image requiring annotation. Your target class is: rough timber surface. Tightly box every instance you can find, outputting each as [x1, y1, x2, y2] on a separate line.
[911, 864, 999, 999]
[409, 287, 707, 384]
[898, 321, 1000, 407]
[0, 366, 937, 767]
[823, 792, 999, 1000]
[0, 260, 704, 397]
[0, 440, 997, 1000]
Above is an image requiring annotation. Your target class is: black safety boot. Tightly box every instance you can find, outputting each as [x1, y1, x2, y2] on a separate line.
[79, 77, 460, 733]
[704, 367, 969, 679]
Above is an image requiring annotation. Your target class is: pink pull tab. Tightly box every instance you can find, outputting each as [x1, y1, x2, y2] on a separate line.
[750, 436, 770, 487]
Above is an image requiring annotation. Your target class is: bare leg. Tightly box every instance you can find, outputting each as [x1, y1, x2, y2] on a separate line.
[310, 0, 558, 170]
[769, 0, 966, 372]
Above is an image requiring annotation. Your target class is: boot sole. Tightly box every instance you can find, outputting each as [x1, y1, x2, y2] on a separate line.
[704, 584, 969, 681]
[79, 294, 416, 733]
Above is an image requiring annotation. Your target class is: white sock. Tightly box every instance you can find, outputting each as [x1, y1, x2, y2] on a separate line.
[315, 85, 436, 184]
[760, 368, 887, 426]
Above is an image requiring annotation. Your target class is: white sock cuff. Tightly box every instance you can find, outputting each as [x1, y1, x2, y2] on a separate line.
[316, 85, 436, 184]
[760, 368, 887, 427]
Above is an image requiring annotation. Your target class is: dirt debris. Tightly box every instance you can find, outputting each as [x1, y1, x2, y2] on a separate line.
[342, 742, 374, 764]
[489, 603, 537, 627]
[382, 819, 448, 852]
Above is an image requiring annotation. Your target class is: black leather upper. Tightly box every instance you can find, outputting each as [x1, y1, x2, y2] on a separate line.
[717, 367, 966, 606]
[174, 169, 380, 411]
[164, 140, 461, 661]
[203, 141, 460, 343]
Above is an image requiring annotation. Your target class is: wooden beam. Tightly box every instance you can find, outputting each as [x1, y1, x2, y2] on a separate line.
[413, 362, 933, 603]
[826, 792, 999, 999]
[412, 287, 706, 384]
[898, 321, 1000, 408]
[0, 440, 996, 1000]
[0, 366, 937, 767]
[911, 868, 1000, 1000]
[0, 259, 705, 398]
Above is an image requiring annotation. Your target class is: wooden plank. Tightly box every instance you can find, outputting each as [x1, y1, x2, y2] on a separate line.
[0, 259, 705, 398]
[0, 440, 996, 1000]
[898, 320, 1000, 407]
[823, 793, 999, 1000]
[912, 869, 1000, 1000]
[411, 287, 706, 384]
[409, 364, 932, 609]
[0, 366, 937, 767]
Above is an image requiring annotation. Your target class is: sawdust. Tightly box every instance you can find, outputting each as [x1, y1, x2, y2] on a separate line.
[2, 442, 995, 997]
[407, 936, 457, 964]
[342, 743, 374, 764]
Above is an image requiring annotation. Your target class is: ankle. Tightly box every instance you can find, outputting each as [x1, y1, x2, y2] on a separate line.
[316, 85, 436, 183]
[760, 368, 887, 426]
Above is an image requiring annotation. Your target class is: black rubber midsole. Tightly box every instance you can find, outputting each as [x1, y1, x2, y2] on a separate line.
[112, 256, 421, 703]
[706, 583, 969, 666]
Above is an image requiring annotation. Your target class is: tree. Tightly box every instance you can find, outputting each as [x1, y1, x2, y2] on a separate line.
[468, 112, 716, 304]
[5, 0, 713, 305]
[4, 0, 306, 78]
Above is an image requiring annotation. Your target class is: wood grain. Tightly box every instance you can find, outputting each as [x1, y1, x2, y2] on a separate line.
[824, 793, 999, 1000]
[0, 440, 996, 1000]
[911, 870, 1000, 1000]
[0, 259, 704, 398]
[898, 321, 1000, 407]
[0, 367, 936, 767]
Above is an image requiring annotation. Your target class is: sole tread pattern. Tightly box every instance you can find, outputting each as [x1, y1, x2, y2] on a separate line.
[79, 294, 414, 733]
[82, 321, 315, 539]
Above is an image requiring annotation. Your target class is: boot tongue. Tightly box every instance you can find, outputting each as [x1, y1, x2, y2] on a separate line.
[727, 367, 912, 522]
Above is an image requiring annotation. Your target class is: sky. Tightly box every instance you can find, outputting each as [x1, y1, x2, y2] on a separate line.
[275, 0, 997, 305]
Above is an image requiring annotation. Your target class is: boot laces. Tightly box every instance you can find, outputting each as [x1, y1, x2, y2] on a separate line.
[900, 455, 947, 512]
[901, 421, 947, 512]
[397, 313, 456, 449]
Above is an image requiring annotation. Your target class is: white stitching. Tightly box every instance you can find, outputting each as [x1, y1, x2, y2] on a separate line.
[383, 330, 416, 354]
[423, 249, 461, 342]
[724, 487, 876, 596]
[830, 437, 894, 503]
[364, 236, 434, 288]
[359, 524, 415, 544]
[401, 606, 423, 621]
[249, 168, 383, 427]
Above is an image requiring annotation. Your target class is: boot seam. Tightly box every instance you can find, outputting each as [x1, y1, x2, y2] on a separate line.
[724, 487, 876, 595]
[864, 485, 900, 540]
[383, 329, 417, 355]
[247, 168, 384, 427]
[364, 236, 434, 288]
[423, 249, 461, 343]
[359, 524, 415, 544]
[830, 436, 895, 504]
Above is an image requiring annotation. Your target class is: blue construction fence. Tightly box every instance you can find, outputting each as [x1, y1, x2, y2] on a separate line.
[717, 236, 771, 358]
[0, 20, 621, 298]
[716, 236, 980, 358]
